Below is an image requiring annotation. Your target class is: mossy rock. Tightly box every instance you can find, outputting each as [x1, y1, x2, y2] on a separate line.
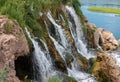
[48, 71, 77, 82]
[88, 55, 113, 82]
[65, 52, 74, 67]
[84, 26, 96, 48]
[76, 53, 88, 70]
[44, 36, 67, 73]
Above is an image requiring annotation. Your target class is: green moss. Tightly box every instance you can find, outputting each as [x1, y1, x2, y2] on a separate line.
[4, 22, 12, 34]
[88, 58, 97, 74]
[0, 66, 8, 82]
[48, 72, 77, 82]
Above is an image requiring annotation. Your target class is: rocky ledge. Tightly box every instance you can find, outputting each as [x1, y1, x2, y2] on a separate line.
[84, 17, 120, 52]
[0, 16, 29, 82]
[84, 17, 120, 82]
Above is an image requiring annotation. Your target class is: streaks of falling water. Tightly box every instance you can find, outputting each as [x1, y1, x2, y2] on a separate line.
[45, 11, 97, 82]
[44, 21, 66, 61]
[47, 12, 69, 49]
[25, 28, 52, 82]
[66, 6, 95, 59]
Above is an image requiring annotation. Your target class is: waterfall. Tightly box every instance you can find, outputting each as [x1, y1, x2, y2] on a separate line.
[45, 12, 97, 82]
[66, 6, 95, 59]
[47, 12, 69, 49]
[44, 21, 66, 61]
[25, 28, 52, 82]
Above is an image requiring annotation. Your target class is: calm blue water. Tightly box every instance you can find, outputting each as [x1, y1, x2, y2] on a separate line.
[80, 0, 120, 39]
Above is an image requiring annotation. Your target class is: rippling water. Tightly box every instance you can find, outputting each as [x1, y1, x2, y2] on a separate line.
[80, 0, 120, 39]
[80, 0, 120, 7]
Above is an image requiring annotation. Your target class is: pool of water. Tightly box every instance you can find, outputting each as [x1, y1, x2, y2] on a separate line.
[80, 0, 120, 39]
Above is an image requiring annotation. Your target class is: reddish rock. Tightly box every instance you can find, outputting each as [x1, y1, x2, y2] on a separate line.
[0, 16, 29, 82]
[94, 28, 119, 51]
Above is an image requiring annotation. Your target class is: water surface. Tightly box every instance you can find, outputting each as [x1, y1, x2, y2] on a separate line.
[80, 0, 120, 39]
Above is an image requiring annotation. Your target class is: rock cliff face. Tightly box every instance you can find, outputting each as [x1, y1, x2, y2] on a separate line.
[0, 16, 29, 82]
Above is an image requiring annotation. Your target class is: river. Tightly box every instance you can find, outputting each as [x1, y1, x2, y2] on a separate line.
[80, 0, 120, 39]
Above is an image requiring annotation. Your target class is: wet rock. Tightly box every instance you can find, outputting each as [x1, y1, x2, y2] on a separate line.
[76, 53, 88, 70]
[0, 16, 29, 82]
[85, 25, 96, 48]
[65, 52, 74, 68]
[90, 52, 120, 82]
[45, 36, 67, 73]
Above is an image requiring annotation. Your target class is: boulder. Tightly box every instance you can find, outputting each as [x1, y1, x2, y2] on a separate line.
[90, 52, 120, 82]
[0, 16, 29, 82]
[76, 53, 88, 70]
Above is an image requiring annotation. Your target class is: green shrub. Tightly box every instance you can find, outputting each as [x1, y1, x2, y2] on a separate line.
[48, 77, 62, 82]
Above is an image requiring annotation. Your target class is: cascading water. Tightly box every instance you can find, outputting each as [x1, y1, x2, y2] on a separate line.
[44, 21, 66, 61]
[45, 11, 97, 82]
[47, 12, 69, 49]
[110, 52, 120, 67]
[25, 28, 53, 82]
[66, 6, 95, 59]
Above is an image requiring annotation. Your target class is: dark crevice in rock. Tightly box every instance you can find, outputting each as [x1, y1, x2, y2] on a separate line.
[15, 55, 33, 81]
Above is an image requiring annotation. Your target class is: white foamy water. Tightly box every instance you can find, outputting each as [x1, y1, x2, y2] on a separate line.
[110, 52, 120, 67]
[46, 8, 97, 82]
[25, 28, 52, 82]
[47, 12, 69, 49]
[66, 6, 95, 59]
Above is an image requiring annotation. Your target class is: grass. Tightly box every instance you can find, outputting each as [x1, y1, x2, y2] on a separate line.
[88, 6, 120, 15]
[0, 0, 66, 38]
[0, 0, 83, 37]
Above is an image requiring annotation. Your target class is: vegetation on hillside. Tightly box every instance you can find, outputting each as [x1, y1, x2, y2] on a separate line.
[88, 6, 120, 15]
[0, 0, 83, 37]
[0, 0, 85, 82]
